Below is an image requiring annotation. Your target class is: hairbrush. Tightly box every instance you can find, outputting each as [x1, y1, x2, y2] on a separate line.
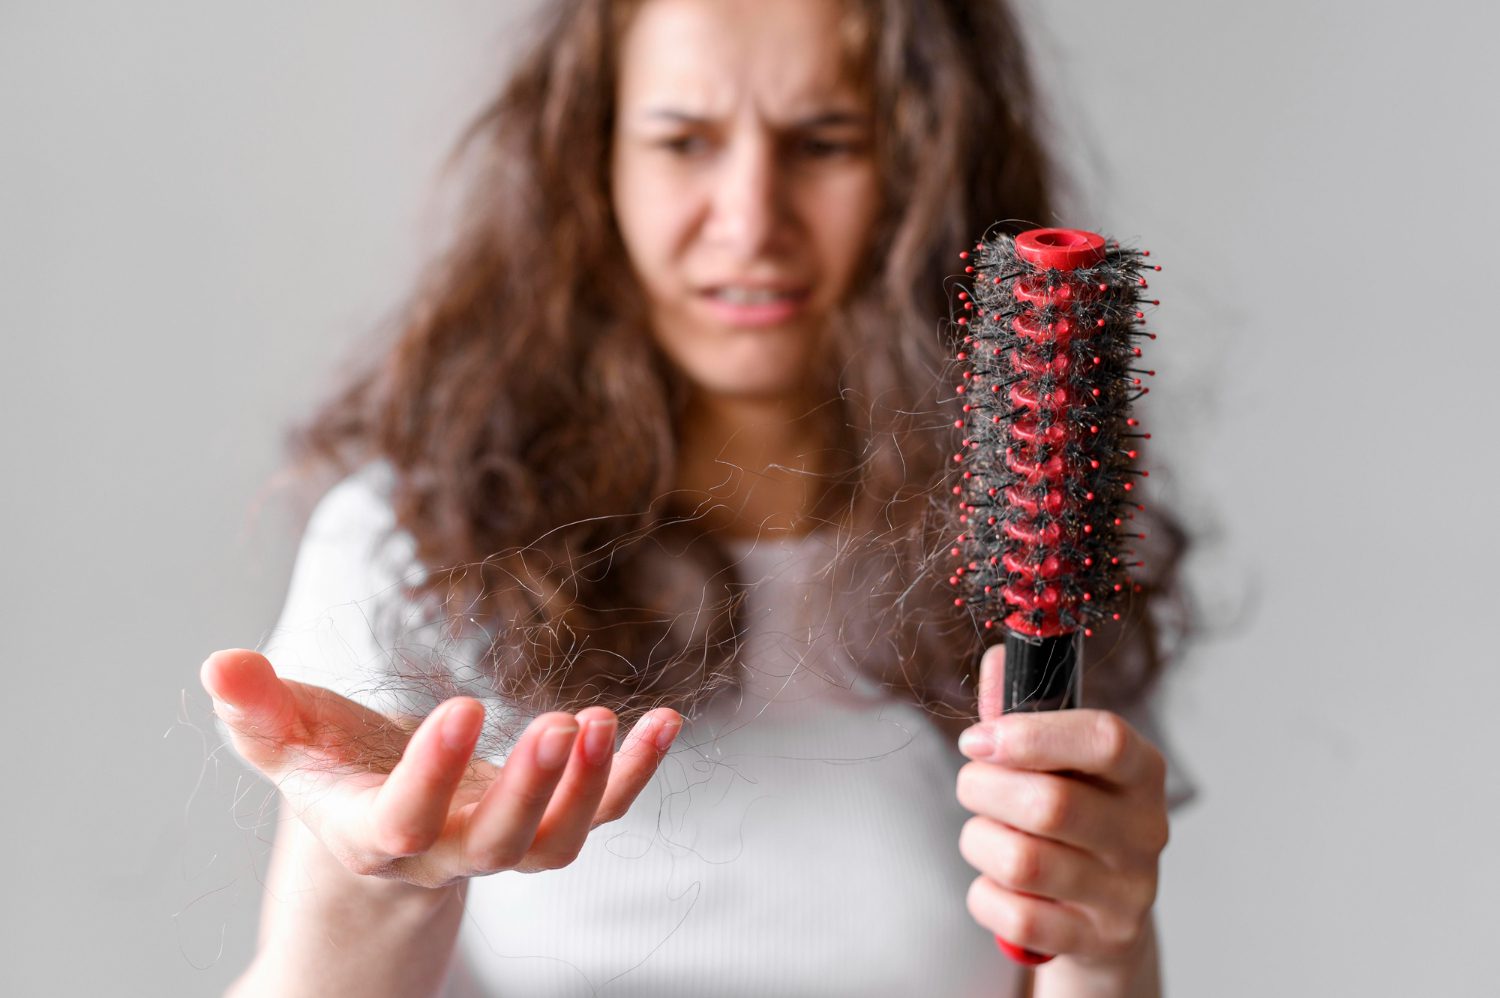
[947, 226, 1158, 964]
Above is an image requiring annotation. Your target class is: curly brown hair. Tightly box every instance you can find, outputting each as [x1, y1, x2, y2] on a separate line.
[283, 0, 1188, 727]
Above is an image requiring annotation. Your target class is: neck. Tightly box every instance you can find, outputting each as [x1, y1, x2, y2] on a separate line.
[675, 391, 829, 539]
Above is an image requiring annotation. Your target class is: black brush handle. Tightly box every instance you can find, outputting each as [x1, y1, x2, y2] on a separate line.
[1001, 630, 1082, 713]
[992, 633, 1082, 968]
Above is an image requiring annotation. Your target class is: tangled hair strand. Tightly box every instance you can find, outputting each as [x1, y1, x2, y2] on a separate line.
[282, 0, 1191, 729]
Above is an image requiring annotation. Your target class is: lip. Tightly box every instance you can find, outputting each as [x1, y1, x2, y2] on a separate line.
[696, 284, 811, 328]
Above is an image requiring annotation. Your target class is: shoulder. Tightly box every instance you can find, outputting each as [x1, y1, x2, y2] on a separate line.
[302, 459, 403, 553]
[292, 459, 427, 592]
[260, 459, 440, 713]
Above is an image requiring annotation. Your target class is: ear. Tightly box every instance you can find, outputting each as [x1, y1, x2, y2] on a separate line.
[977, 643, 1006, 723]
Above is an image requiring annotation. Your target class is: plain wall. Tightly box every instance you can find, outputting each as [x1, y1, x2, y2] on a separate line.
[3, 2, 1496, 995]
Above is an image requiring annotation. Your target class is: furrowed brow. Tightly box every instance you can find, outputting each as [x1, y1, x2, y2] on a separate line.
[640, 108, 867, 129]
[787, 110, 867, 129]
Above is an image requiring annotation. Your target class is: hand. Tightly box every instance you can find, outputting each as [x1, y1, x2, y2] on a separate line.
[201, 648, 681, 889]
[955, 645, 1169, 967]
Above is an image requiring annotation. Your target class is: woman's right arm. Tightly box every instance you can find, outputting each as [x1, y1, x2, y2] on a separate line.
[205, 649, 682, 998]
[228, 811, 469, 998]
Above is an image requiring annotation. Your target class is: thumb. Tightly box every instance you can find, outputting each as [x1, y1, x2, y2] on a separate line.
[977, 643, 1006, 723]
[201, 648, 306, 772]
[201, 648, 293, 731]
[201, 648, 407, 768]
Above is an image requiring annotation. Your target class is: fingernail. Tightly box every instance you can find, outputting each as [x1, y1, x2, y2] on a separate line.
[958, 727, 999, 761]
[582, 718, 616, 765]
[535, 724, 578, 770]
[652, 717, 681, 753]
[440, 703, 479, 751]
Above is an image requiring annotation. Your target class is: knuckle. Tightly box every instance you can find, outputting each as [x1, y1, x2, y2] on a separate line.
[954, 762, 985, 810]
[967, 875, 1036, 942]
[957, 816, 987, 865]
[1148, 814, 1171, 853]
[530, 844, 583, 871]
[1142, 744, 1168, 787]
[1006, 903, 1040, 944]
[1000, 837, 1043, 890]
[378, 831, 430, 859]
[1093, 713, 1131, 770]
[1122, 872, 1160, 916]
[470, 840, 527, 874]
[964, 876, 992, 924]
[1098, 911, 1146, 959]
[370, 820, 433, 859]
[1027, 783, 1072, 835]
[1006, 723, 1041, 763]
[476, 849, 525, 875]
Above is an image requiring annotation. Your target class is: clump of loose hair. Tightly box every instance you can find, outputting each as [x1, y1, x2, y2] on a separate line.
[281, 0, 1191, 735]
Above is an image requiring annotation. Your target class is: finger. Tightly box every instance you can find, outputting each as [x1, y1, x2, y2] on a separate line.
[203, 649, 403, 767]
[593, 709, 681, 825]
[977, 644, 1006, 722]
[201, 649, 304, 763]
[958, 815, 1112, 908]
[525, 707, 619, 867]
[966, 875, 1083, 959]
[956, 761, 1128, 853]
[961, 709, 1154, 786]
[365, 698, 485, 858]
[460, 712, 579, 873]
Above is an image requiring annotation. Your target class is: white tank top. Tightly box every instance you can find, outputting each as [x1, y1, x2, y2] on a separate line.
[263, 463, 1189, 997]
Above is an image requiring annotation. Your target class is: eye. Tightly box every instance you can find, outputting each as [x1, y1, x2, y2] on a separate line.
[792, 135, 863, 160]
[655, 134, 712, 157]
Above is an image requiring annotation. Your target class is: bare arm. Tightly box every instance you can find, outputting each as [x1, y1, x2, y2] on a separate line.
[205, 649, 681, 998]
[1031, 915, 1160, 998]
[228, 811, 467, 998]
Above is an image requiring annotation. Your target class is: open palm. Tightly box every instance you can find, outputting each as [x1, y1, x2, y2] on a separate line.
[202, 648, 681, 889]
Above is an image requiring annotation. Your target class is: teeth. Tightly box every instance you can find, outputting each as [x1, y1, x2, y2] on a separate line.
[712, 287, 795, 305]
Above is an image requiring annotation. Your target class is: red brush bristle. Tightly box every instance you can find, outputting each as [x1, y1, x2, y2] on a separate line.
[948, 227, 1156, 640]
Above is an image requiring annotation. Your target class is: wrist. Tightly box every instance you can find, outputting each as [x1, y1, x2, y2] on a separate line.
[323, 860, 471, 918]
[1032, 918, 1160, 998]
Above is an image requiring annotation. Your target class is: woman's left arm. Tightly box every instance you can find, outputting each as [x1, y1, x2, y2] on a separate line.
[956, 694, 1170, 998]
[1029, 913, 1160, 998]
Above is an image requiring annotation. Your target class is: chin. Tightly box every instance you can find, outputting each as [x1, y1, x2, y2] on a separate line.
[688, 371, 811, 404]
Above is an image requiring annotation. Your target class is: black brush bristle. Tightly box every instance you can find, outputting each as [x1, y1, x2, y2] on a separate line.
[946, 229, 1158, 642]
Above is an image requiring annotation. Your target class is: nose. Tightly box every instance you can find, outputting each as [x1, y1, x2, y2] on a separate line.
[705, 135, 784, 260]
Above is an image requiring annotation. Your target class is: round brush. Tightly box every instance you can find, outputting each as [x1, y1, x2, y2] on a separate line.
[947, 226, 1159, 964]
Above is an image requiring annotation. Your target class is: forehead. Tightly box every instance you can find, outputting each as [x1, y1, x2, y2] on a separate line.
[616, 0, 865, 117]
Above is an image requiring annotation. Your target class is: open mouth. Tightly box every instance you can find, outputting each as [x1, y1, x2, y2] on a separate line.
[702, 286, 807, 305]
[697, 285, 811, 327]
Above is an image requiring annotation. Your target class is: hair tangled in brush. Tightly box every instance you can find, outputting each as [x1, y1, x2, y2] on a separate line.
[276, 0, 1190, 728]
[948, 229, 1159, 642]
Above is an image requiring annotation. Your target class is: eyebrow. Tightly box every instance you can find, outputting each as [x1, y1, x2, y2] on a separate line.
[641, 108, 869, 128]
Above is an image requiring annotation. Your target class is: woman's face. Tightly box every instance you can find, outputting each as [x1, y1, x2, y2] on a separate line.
[610, 0, 880, 405]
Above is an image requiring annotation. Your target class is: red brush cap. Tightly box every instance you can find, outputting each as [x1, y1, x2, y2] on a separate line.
[996, 936, 1054, 965]
[1014, 228, 1106, 271]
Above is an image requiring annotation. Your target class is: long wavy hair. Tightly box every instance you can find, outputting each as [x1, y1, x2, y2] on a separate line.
[284, 0, 1190, 728]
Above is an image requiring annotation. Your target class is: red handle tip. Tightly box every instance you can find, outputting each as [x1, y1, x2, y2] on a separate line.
[996, 935, 1054, 966]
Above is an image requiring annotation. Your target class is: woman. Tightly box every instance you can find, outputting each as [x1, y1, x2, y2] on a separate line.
[202, 0, 1189, 994]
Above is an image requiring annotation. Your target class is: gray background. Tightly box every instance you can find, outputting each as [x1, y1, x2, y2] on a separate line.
[2, 1, 1495, 995]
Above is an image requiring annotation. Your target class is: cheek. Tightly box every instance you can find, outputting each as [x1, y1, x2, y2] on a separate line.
[612, 158, 695, 289]
[805, 171, 882, 297]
